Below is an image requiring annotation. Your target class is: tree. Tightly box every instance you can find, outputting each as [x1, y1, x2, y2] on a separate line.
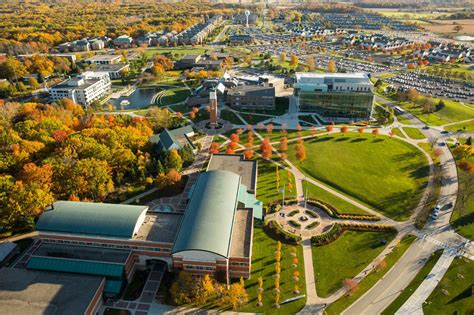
[295, 142, 306, 161]
[279, 53, 286, 64]
[453, 25, 463, 33]
[29, 78, 40, 90]
[0, 57, 28, 81]
[325, 125, 334, 132]
[260, 137, 273, 159]
[279, 137, 288, 153]
[209, 142, 220, 154]
[372, 128, 380, 137]
[244, 149, 253, 159]
[407, 88, 418, 102]
[266, 123, 274, 134]
[165, 149, 183, 171]
[357, 127, 365, 136]
[343, 278, 359, 295]
[327, 60, 336, 73]
[230, 133, 240, 143]
[153, 54, 173, 70]
[219, 282, 248, 310]
[340, 126, 349, 135]
[375, 258, 387, 271]
[290, 54, 298, 68]
[306, 56, 315, 71]
[170, 271, 199, 305]
[152, 63, 165, 77]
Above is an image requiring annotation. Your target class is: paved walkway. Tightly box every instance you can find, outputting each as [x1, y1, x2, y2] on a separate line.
[395, 248, 456, 315]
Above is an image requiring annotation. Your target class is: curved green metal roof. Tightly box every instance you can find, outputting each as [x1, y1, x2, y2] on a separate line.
[172, 170, 240, 258]
[36, 201, 147, 239]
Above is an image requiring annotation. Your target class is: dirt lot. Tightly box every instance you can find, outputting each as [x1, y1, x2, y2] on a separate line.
[422, 19, 474, 36]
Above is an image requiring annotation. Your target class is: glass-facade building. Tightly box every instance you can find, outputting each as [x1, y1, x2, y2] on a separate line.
[294, 72, 374, 122]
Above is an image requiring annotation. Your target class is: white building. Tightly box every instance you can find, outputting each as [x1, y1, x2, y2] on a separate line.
[50, 72, 111, 106]
[85, 54, 122, 65]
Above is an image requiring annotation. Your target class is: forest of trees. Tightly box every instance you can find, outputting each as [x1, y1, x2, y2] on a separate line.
[0, 100, 193, 237]
[0, 2, 235, 55]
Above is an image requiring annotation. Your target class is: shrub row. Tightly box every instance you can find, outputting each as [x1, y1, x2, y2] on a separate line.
[306, 221, 320, 230]
[288, 220, 301, 228]
[263, 220, 302, 245]
[311, 223, 396, 246]
[306, 198, 380, 221]
[305, 209, 318, 218]
[267, 199, 299, 214]
[288, 210, 299, 217]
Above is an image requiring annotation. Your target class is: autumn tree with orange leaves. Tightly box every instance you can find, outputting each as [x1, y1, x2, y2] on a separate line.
[260, 137, 273, 159]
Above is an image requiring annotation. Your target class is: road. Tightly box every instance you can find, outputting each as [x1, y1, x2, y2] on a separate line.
[342, 94, 470, 314]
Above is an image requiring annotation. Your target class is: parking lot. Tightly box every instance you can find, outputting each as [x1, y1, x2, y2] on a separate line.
[385, 71, 474, 102]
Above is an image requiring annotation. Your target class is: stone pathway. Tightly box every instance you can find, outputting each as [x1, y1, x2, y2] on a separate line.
[104, 263, 167, 315]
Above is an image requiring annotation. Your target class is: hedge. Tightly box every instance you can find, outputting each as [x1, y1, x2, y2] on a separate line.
[267, 199, 299, 213]
[263, 220, 302, 245]
[305, 209, 318, 218]
[289, 220, 301, 228]
[306, 221, 320, 230]
[288, 210, 299, 217]
[306, 198, 380, 221]
[311, 223, 396, 246]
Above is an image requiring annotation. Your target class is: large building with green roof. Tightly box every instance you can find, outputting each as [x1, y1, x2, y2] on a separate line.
[23, 154, 259, 307]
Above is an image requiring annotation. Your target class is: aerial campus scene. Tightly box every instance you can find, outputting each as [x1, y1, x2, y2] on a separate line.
[0, 0, 473, 315]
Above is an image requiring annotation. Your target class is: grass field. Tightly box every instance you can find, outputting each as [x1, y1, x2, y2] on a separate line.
[382, 250, 442, 315]
[450, 155, 474, 240]
[255, 130, 321, 145]
[158, 88, 190, 106]
[288, 133, 430, 220]
[398, 98, 474, 126]
[423, 19, 474, 36]
[257, 160, 297, 205]
[238, 227, 306, 314]
[391, 127, 405, 138]
[445, 120, 474, 133]
[220, 110, 245, 125]
[239, 113, 272, 124]
[423, 257, 474, 314]
[313, 231, 396, 298]
[396, 114, 413, 125]
[303, 180, 368, 215]
[325, 235, 416, 315]
[144, 46, 209, 59]
[402, 127, 426, 140]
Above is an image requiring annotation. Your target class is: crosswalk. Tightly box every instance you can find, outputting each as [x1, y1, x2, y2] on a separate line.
[413, 231, 472, 259]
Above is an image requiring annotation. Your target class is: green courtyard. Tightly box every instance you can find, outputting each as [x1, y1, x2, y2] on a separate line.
[288, 133, 430, 220]
[239, 227, 306, 314]
[312, 231, 396, 298]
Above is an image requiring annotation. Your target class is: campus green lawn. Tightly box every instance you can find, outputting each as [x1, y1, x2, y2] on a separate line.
[238, 113, 272, 124]
[445, 119, 474, 133]
[167, 103, 189, 113]
[159, 88, 190, 106]
[451, 155, 474, 240]
[325, 235, 416, 315]
[398, 98, 474, 126]
[144, 46, 209, 59]
[303, 180, 367, 215]
[402, 127, 426, 140]
[257, 160, 296, 205]
[382, 250, 442, 315]
[392, 127, 405, 138]
[423, 257, 474, 315]
[238, 227, 306, 314]
[220, 110, 245, 125]
[255, 129, 322, 145]
[313, 231, 396, 298]
[288, 133, 430, 220]
[396, 114, 413, 125]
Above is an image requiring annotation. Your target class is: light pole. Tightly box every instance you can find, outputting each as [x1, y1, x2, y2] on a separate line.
[280, 179, 285, 209]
